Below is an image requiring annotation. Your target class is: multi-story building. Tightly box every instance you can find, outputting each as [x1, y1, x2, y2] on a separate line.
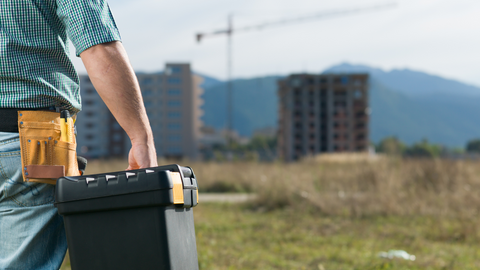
[75, 76, 112, 158]
[277, 73, 369, 161]
[76, 63, 203, 160]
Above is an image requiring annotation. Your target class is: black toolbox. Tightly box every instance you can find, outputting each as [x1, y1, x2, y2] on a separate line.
[55, 164, 199, 270]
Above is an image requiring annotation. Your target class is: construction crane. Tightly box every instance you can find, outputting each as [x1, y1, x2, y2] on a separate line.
[196, 3, 396, 147]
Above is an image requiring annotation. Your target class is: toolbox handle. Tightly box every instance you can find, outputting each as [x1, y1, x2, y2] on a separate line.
[86, 177, 96, 184]
[59, 164, 194, 183]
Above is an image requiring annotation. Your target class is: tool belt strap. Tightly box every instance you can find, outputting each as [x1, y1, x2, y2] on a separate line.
[0, 108, 55, 132]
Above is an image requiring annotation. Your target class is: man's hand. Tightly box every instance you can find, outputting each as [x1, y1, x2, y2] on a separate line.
[127, 141, 158, 170]
[80, 41, 158, 169]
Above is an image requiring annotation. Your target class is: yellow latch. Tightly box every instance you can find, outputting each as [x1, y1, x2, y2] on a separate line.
[170, 171, 184, 204]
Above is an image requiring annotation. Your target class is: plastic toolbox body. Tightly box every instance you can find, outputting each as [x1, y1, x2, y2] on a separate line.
[55, 164, 199, 270]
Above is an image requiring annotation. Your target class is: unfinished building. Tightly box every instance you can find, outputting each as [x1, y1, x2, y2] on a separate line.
[277, 73, 369, 161]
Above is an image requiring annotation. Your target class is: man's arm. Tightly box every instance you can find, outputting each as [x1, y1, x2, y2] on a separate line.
[80, 41, 157, 170]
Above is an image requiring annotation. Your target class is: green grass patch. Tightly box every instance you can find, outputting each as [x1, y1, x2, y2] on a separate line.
[194, 203, 480, 270]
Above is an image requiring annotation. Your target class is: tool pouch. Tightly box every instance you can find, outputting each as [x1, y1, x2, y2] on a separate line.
[18, 111, 80, 185]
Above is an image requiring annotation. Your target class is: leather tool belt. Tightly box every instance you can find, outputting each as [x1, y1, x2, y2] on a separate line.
[17, 110, 81, 185]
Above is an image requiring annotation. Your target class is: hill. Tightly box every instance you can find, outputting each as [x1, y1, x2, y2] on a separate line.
[199, 64, 480, 147]
[369, 78, 480, 146]
[326, 63, 480, 146]
[201, 76, 281, 137]
[196, 72, 223, 89]
[325, 63, 480, 98]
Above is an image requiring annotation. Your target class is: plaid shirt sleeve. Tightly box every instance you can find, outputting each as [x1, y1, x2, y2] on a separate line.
[56, 0, 122, 56]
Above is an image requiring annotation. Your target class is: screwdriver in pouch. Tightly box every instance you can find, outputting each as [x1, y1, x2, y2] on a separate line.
[60, 110, 73, 143]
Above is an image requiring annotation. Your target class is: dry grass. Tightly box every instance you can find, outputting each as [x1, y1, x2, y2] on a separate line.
[187, 157, 480, 219]
[87, 156, 480, 218]
[86, 156, 480, 218]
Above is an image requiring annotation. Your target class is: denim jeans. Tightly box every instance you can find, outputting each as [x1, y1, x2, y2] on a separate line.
[0, 132, 67, 270]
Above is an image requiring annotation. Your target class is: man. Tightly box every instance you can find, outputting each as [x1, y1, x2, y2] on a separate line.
[0, 0, 157, 269]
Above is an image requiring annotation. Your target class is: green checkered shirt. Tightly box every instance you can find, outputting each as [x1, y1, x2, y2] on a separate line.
[0, 0, 121, 113]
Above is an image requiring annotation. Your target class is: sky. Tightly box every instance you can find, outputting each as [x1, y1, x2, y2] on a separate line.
[71, 0, 480, 87]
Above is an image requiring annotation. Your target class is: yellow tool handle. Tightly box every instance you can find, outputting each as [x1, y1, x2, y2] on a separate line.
[60, 118, 68, 142]
[66, 118, 74, 143]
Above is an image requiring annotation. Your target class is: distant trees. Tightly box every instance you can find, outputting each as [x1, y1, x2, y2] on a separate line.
[403, 139, 443, 158]
[242, 135, 277, 152]
[208, 135, 277, 161]
[376, 137, 405, 155]
[376, 137, 442, 158]
[221, 135, 276, 152]
[466, 139, 480, 153]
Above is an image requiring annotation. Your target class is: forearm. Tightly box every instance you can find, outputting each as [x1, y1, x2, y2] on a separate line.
[80, 41, 153, 145]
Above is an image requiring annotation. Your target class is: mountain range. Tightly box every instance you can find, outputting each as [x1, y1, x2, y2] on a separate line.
[199, 63, 480, 147]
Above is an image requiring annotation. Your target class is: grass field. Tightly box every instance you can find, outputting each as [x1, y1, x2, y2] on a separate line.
[61, 157, 480, 269]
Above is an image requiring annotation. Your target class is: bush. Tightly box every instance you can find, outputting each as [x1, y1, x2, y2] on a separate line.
[376, 136, 406, 155]
[404, 139, 442, 158]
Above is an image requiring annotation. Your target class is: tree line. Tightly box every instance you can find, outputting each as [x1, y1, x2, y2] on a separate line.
[376, 137, 480, 158]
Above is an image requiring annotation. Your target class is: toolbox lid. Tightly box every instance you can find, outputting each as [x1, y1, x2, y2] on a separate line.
[55, 164, 198, 214]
